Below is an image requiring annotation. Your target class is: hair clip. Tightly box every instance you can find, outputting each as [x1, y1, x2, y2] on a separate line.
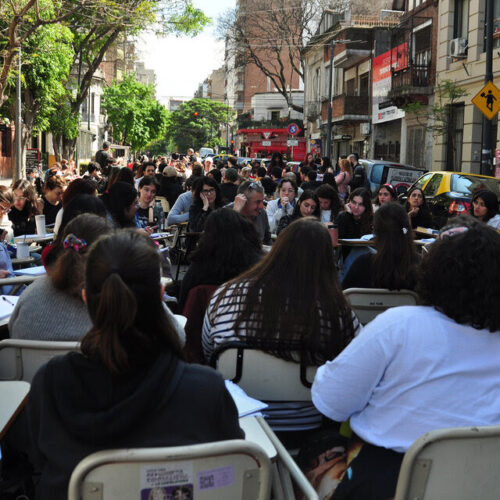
[63, 234, 87, 253]
[439, 226, 468, 240]
[402, 227, 408, 234]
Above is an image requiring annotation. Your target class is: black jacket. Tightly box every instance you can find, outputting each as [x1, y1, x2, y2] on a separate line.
[24, 350, 243, 499]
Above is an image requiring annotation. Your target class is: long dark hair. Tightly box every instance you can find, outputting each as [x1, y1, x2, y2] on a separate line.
[102, 181, 137, 228]
[292, 190, 320, 218]
[62, 178, 97, 208]
[373, 183, 397, 206]
[469, 189, 499, 222]
[190, 208, 263, 280]
[81, 230, 183, 376]
[315, 184, 343, 220]
[214, 218, 356, 364]
[405, 187, 430, 212]
[372, 202, 419, 290]
[192, 176, 223, 209]
[348, 187, 373, 234]
[11, 179, 39, 218]
[51, 214, 112, 297]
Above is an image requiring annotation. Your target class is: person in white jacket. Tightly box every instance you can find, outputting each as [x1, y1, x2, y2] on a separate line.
[265, 179, 298, 233]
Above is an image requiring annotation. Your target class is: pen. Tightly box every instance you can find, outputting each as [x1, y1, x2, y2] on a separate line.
[2, 296, 14, 306]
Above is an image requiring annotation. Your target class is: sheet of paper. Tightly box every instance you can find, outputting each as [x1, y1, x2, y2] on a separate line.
[0, 295, 19, 320]
[14, 266, 46, 276]
[225, 380, 268, 417]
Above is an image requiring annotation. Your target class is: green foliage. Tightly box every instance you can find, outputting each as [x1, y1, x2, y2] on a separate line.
[163, 1, 211, 36]
[166, 98, 234, 151]
[102, 73, 169, 151]
[23, 24, 74, 130]
[47, 100, 80, 140]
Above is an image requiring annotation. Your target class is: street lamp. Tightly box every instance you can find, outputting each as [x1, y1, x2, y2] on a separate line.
[481, 0, 494, 176]
[15, 46, 22, 181]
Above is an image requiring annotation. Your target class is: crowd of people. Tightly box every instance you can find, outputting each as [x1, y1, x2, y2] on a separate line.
[2, 146, 500, 500]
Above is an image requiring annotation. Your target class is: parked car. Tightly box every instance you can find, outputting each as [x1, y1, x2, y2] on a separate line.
[399, 171, 500, 228]
[359, 159, 428, 195]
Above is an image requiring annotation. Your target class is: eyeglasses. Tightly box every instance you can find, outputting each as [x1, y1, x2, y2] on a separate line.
[201, 188, 216, 195]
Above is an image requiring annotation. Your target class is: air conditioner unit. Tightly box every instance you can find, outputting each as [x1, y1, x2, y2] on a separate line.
[360, 122, 371, 135]
[449, 38, 468, 58]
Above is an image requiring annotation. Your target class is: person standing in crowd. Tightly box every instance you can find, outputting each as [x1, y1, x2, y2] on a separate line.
[188, 177, 224, 232]
[348, 153, 368, 191]
[372, 183, 397, 212]
[405, 186, 433, 229]
[266, 178, 298, 233]
[335, 158, 353, 202]
[95, 141, 113, 175]
[9, 180, 41, 236]
[342, 202, 420, 290]
[469, 189, 500, 229]
[312, 219, 500, 500]
[22, 229, 243, 499]
[41, 176, 65, 226]
[232, 181, 272, 245]
[266, 151, 286, 176]
[135, 161, 156, 189]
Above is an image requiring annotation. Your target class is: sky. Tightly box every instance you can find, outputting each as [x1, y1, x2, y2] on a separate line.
[136, 0, 235, 106]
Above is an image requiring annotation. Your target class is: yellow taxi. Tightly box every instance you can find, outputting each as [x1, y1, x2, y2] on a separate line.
[402, 171, 500, 228]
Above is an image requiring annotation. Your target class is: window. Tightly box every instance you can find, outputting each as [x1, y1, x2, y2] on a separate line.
[345, 78, 355, 96]
[453, 0, 469, 39]
[270, 110, 280, 121]
[406, 127, 426, 168]
[414, 172, 433, 190]
[423, 174, 443, 196]
[446, 103, 464, 171]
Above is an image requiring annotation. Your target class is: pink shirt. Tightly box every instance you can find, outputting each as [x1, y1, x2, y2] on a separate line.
[335, 171, 351, 195]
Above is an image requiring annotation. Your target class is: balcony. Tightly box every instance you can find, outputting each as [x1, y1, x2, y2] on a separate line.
[389, 65, 433, 106]
[331, 94, 369, 122]
[334, 48, 371, 69]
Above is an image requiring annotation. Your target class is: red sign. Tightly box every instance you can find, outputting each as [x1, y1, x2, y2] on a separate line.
[287, 123, 300, 136]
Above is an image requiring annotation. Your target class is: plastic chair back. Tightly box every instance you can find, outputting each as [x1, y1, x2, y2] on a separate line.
[211, 342, 317, 401]
[68, 440, 272, 500]
[344, 288, 419, 325]
[0, 338, 80, 382]
[395, 425, 500, 500]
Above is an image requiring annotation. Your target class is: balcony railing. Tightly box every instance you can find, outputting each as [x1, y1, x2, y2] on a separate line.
[392, 64, 431, 88]
[332, 94, 369, 119]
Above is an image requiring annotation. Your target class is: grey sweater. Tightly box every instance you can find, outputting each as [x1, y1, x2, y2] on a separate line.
[9, 275, 92, 341]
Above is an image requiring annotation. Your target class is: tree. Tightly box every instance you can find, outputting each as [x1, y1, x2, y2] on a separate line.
[43, 0, 209, 160]
[102, 73, 169, 152]
[0, 0, 96, 107]
[403, 80, 468, 171]
[166, 98, 234, 151]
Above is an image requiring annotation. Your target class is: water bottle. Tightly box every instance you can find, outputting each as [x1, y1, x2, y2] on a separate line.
[153, 200, 163, 229]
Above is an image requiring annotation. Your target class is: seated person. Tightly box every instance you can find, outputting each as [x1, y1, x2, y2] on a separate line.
[21, 229, 243, 499]
[315, 184, 343, 224]
[372, 183, 397, 213]
[136, 176, 160, 228]
[40, 175, 65, 226]
[266, 178, 298, 233]
[342, 202, 420, 290]
[166, 175, 199, 226]
[231, 181, 272, 245]
[203, 218, 360, 430]
[469, 189, 500, 230]
[312, 218, 500, 500]
[188, 176, 224, 232]
[9, 214, 111, 341]
[276, 190, 320, 235]
[9, 180, 41, 236]
[405, 186, 433, 229]
[219, 167, 239, 203]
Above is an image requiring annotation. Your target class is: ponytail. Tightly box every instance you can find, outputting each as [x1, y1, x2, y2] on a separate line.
[81, 273, 138, 375]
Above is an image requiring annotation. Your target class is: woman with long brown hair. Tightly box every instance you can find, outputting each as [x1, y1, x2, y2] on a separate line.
[9, 179, 41, 235]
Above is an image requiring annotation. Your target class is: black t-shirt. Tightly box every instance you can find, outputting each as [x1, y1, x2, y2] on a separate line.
[220, 183, 238, 203]
[8, 207, 36, 236]
[95, 149, 113, 170]
[136, 206, 152, 227]
[42, 196, 62, 226]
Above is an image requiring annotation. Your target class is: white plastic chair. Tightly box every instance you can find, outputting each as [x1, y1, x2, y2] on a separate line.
[0, 338, 80, 382]
[343, 288, 419, 325]
[394, 425, 500, 500]
[211, 342, 317, 401]
[67, 439, 272, 500]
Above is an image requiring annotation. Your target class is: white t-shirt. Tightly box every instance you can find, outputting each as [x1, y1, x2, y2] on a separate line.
[312, 305, 500, 452]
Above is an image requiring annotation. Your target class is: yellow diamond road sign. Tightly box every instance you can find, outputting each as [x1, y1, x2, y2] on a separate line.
[472, 81, 500, 120]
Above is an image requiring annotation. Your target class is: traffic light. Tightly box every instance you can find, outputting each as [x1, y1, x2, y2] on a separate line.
[194, 112, 198, 118]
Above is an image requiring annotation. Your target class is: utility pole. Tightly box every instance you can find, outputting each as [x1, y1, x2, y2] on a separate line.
[15, 46, 22, 181]
[481, 0, 494, 176]
[326, 38, 365, 161]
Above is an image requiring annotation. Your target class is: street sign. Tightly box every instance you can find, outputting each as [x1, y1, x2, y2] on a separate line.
[262, 140, 271, 146]
[287, 139, 299, 146]
[287, 123, 300, 136]
[472, 81, 500, 120]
